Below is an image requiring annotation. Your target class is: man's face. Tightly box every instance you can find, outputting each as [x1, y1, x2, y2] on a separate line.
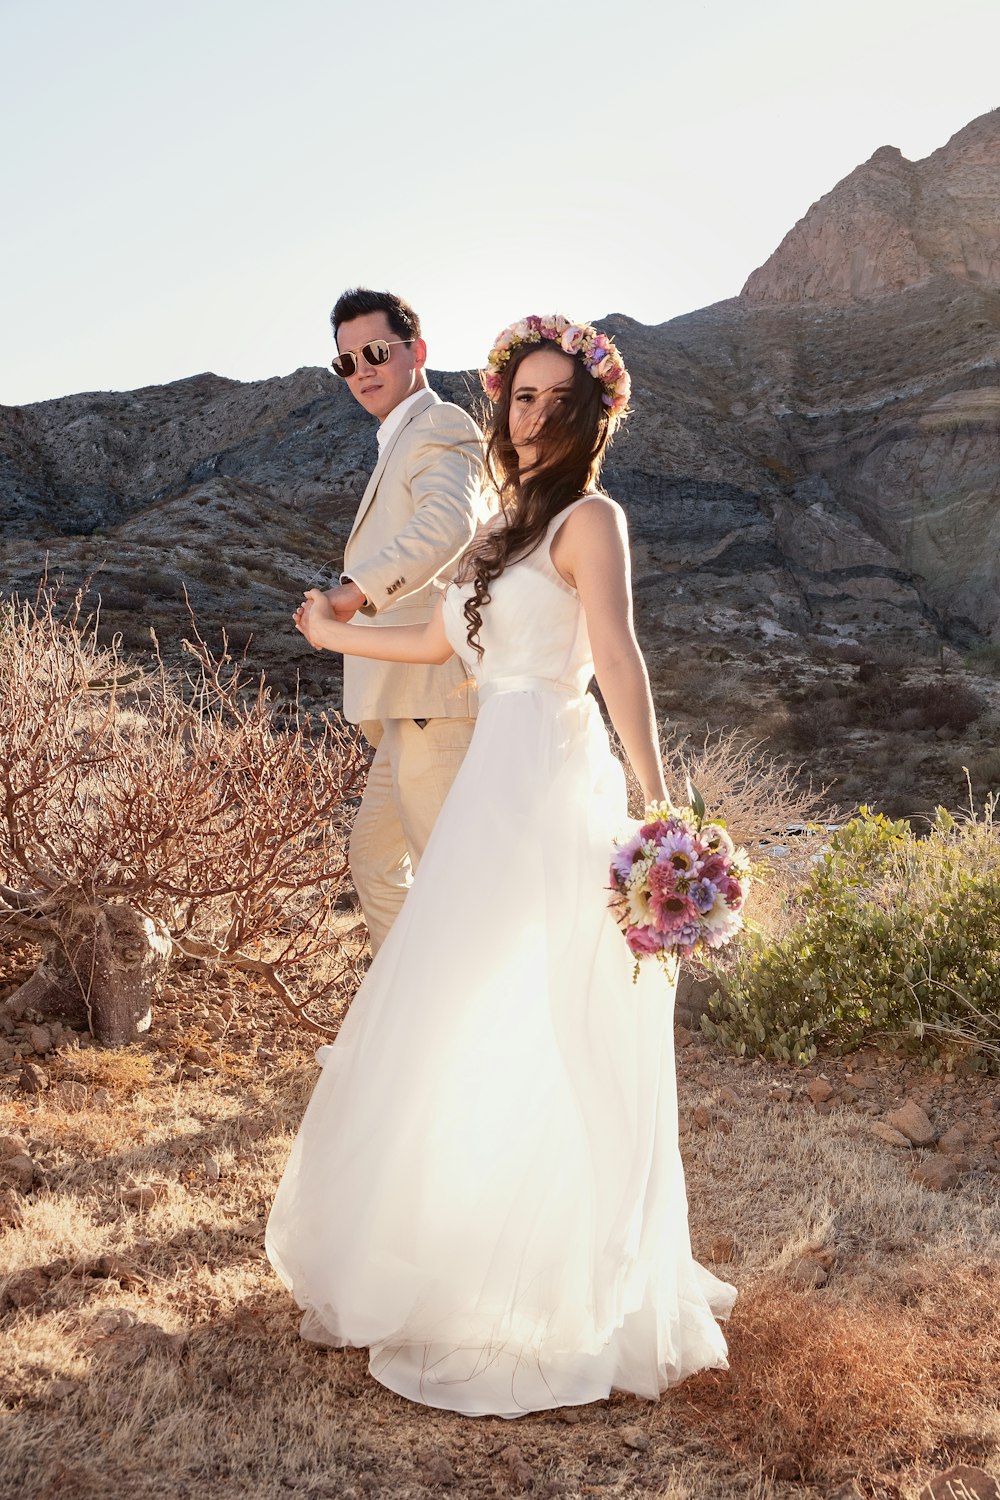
[335, 311, 426, 422]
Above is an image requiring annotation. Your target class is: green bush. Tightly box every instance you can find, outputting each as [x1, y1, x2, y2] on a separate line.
[702, 806, 1000, 1069]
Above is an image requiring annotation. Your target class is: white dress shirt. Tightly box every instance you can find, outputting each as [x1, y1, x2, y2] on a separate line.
[376, 386, 432, 448]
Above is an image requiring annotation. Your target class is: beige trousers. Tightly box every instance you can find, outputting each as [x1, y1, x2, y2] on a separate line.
[349, 716, 475, 954]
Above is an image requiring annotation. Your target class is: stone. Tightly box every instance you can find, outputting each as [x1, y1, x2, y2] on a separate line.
[870, 1122, 912, 1147]
[919, 1464, 1000, 1500]
[0, 1152, 35, 1193]
[52, 1080, 88, 1112]
[937, 1125, 968, 1154]
[184, 1046, 212, 1067]
[0, 1133, 27, 1159]
[910, 1157, 960, 1192]
[3, 1267, 49, 1309]
[28, 1024, 53, 1054]
[692, 1104, 712, 1130]
[790, 1255, 829, 1288]
[417, 1451, 455, 1487]
[91, 1307, 140, 1337]
[18, 1062, 49, 1093]
[0, 1187, 24, 1228]
[80, 1253, 143, 1286]
[500, 1445, 534, 1490]
[806, 1078, 835, 1105]
[118, 1183, 168, 1210]
[620, 1425, 650, 1452]
[887, 1101, 936, 1146]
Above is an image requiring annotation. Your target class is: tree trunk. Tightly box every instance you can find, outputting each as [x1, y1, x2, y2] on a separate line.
[6, 901, 171, 1046]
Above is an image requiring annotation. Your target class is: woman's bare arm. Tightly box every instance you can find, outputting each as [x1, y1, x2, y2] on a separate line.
[294, 590, 455, 665]
[552, 498, 668, 808]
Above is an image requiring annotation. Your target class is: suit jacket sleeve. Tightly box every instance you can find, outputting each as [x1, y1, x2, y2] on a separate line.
[347, 406, 485, 616]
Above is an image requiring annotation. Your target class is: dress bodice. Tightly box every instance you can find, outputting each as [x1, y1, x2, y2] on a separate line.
[442, 497, 595, 697]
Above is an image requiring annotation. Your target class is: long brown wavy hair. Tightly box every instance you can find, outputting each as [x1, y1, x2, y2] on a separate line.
[461, 343, 617, 658]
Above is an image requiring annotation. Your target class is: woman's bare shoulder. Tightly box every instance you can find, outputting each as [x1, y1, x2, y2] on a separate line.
[559, 493, 628, 540]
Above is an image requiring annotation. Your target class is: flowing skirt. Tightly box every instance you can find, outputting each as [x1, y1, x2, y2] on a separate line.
[266, 686, 735, 1416]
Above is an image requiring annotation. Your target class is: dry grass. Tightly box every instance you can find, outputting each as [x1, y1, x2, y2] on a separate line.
[2, 958, 999, 1500]
[677, 1268, 999, 1483]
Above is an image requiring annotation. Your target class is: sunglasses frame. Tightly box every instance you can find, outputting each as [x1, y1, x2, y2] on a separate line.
[330, 337, 412, 379]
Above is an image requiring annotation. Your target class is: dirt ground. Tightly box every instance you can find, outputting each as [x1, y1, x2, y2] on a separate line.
[1, 936, 999, 1500]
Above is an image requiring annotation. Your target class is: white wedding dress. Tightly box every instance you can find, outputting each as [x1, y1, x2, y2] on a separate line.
[266, 497, 736, 1417]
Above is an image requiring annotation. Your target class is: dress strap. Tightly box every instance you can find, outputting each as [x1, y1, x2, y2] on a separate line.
[537, 493, 604, 590]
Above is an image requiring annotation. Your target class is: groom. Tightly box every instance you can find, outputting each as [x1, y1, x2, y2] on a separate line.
[323, 288, 488, 953]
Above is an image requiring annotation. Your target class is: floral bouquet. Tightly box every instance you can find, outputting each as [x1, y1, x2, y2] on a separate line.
[609, 785, 750, 973]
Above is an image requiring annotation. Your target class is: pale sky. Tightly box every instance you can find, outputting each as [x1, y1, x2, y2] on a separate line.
[2, 0, 998, 407]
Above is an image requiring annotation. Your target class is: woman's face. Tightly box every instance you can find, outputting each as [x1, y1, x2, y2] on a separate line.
[508, 347, 577, 469]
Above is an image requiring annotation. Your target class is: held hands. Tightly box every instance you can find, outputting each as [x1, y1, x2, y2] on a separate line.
[293, 589, 336, 650]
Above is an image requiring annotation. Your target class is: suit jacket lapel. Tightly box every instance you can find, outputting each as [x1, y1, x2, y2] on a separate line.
[348, 389, 439, 542]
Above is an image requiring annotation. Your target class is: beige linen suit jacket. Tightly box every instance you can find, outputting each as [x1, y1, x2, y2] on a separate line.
[341, 389, 488, 725]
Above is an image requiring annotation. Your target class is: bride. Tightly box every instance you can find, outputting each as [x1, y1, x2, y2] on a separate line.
[265, 314, 736, 1417]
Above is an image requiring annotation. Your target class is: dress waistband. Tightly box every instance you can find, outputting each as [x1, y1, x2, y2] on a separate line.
[477, 674, 585, 705]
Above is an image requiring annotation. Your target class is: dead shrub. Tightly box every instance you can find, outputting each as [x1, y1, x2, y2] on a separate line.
[659, 727, 836, 851]
[786, 698, 848, 751]
[0, 588, 368, 1045]
[675, 1272, 995, 1479]
[918, 681, 986, 733]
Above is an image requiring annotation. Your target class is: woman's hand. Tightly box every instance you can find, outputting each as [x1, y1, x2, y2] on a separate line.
[294, 589, 336, 650]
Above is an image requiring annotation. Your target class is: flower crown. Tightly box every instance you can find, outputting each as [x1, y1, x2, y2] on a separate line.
[481, 313, 631, 420]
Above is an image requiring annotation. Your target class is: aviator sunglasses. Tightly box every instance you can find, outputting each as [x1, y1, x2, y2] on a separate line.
[331, 338, 412, 379]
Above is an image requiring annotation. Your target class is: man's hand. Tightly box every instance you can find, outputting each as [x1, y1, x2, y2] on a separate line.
[323, 580, 368, 621]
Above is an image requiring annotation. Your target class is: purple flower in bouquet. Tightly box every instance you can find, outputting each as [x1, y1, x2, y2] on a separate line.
[688, 877, 718, 914]
[610, 831, 645, 886]
[675, 921, 702, 953]
[656, 829, 700, 875]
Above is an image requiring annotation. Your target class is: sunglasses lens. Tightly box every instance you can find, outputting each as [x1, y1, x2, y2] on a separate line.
[362, 340, 391, 366]
[331, 351, 357, 378]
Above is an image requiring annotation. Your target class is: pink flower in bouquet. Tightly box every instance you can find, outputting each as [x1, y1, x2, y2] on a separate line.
[698, 852, 728, 884]
[647, 860, 678, 917]
[651, 890, 699, 933]
[626, 925, 662, 956]
[718, 874, 745, 910]
[702, 824, 735, 859]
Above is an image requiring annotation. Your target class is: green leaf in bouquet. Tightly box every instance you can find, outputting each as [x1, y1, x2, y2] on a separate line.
[685, 778, 706, 825]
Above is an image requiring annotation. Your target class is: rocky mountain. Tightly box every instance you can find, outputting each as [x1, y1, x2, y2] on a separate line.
[743, 109, 1000, 305]
[2, 109, 999, 813]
